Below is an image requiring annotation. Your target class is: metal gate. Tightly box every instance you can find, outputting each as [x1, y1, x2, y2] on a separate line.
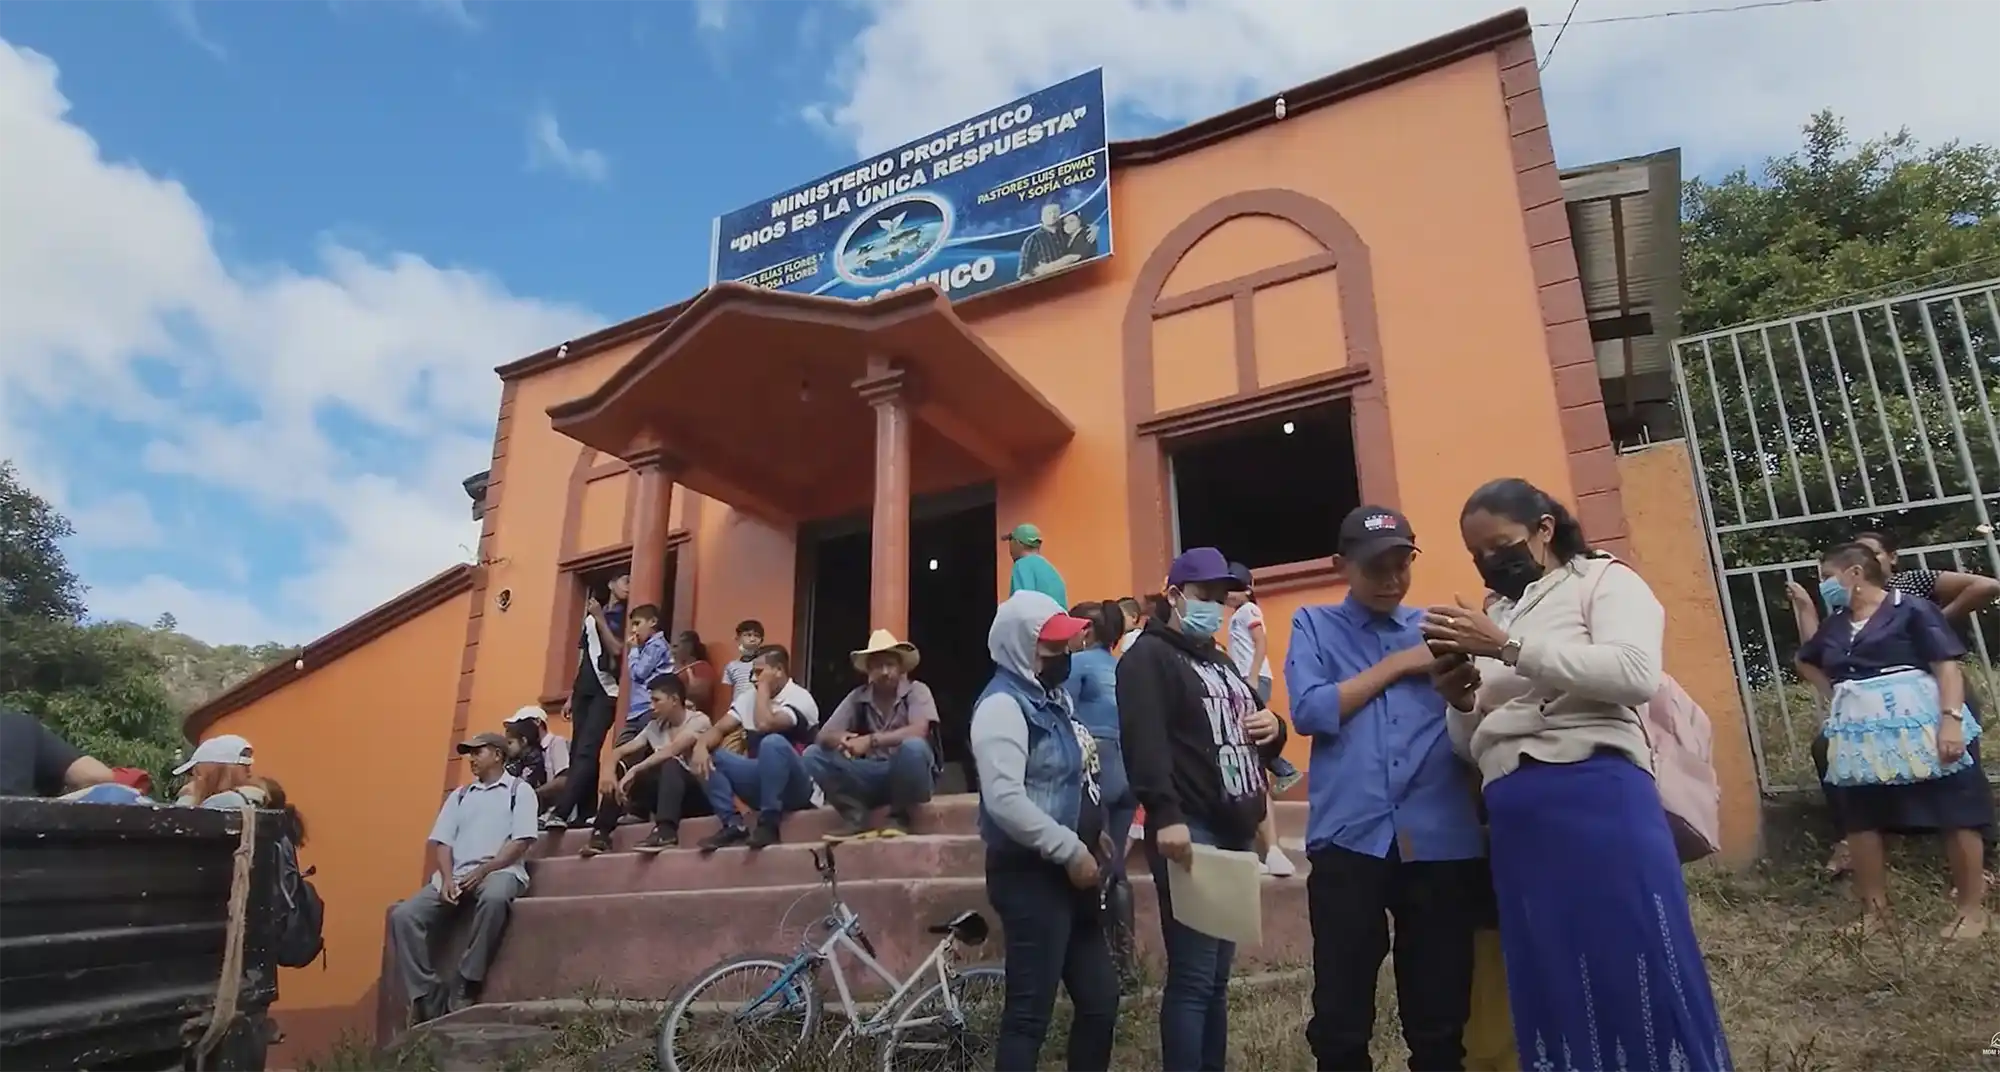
[1672, 278, 2000, 792]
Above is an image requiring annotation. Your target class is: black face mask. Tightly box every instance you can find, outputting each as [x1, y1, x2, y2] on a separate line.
[1037, 653, 1072, 690]
[1476, 541, 1545, 602]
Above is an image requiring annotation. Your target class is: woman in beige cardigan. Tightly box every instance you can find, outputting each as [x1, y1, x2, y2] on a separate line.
[1421, 478, 1732, 1072]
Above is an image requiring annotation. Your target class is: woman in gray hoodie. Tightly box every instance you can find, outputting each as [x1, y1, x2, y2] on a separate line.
[970, 590, 1119, 1071]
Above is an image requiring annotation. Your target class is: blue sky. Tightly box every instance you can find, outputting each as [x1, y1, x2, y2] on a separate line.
[1, 0, 1992, 645]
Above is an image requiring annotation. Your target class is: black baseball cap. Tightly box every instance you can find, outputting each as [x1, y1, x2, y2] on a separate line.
[1337, 505, 1418, 565]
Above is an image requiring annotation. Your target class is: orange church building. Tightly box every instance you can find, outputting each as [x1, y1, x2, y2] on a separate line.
[182, 10, 1761, 1060]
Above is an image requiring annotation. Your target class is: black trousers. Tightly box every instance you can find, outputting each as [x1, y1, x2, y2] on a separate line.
[592, 754, 712, 833]
[553, 671, 616, 821]
[1306, 844, 1483, 1072]
[985, 851, 1119, 1072]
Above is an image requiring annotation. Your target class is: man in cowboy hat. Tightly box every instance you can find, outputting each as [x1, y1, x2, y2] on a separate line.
[803, 629, 940, 840]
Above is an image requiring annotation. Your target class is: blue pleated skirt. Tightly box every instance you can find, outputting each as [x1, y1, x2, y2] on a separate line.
[1486, 754, 1733, 1072]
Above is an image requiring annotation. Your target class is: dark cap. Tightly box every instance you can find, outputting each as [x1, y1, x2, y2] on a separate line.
[1167, 547, 1246, 591]
[457, 731, 508, 755]
[1228, 561, 1254, 590]
[1337, 505, 1418, 565]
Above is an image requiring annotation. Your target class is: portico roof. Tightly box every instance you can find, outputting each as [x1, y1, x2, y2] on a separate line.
[545, 282, 1074, 523]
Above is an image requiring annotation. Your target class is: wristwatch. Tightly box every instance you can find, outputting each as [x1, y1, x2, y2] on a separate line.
[1498, 637, 1523, 667]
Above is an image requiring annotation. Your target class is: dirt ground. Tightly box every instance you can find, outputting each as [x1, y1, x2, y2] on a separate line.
[319, 836, 1999, 1072]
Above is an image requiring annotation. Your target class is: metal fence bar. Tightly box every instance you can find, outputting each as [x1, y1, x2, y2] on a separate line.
[1758, 326, 1813, 512]
[1726, 333, 1783, 522]
[1944, 296, 2000, 500]
[1921, 300, 2000, 577]
[1679, 276, 2000, 346]
[1696, 339, 1750, 526]
[1712, 494, 1982, 537]
[1676, 279, 2000, 794]
[1803, 318, 1861, 510]
[1884, 303, 1949, 500]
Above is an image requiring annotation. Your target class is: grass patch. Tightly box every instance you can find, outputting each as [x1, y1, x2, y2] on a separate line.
[310, 847, 1998, 1070]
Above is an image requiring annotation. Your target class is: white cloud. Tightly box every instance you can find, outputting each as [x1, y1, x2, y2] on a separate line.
[526, 107, 609, 184]
[64, 491, 165, 551]
[808, 0, 2000, 175]
[87, 575, 281, 647]
[0, 37, 602, 645]
[694, 0, 732, 32]
[160, 0, 227, 60]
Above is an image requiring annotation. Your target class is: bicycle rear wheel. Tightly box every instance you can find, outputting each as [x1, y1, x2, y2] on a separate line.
[658, 952, 820, 1072]
[880, 963, 1005, 1072]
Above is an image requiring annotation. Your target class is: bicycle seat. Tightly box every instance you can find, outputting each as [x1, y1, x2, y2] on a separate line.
[927, 909, 990, 946]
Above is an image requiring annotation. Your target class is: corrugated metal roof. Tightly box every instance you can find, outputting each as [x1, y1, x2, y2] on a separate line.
[1560, 149, 1682, 384]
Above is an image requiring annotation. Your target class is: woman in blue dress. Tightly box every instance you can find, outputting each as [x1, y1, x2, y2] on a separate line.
[1425, 478, 1731, 1072]
[1795, 543, 1991, 939]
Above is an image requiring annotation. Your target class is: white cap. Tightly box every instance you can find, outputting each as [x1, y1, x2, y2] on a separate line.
[173, 734, 254, 776]
[504, 705, 547, 726]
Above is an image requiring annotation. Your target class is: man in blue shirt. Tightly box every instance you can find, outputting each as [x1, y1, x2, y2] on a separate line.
[1285, 505, 1486, 1071]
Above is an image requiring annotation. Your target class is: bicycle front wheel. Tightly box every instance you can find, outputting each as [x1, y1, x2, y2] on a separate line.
[658, 952, 821, 1072]
[881, 963, 1005, 1072]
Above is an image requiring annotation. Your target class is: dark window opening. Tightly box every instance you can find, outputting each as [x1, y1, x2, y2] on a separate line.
[576, 549, 678, 633]
[797, 488, 997, 791]
[1168, 402, 1360, 571]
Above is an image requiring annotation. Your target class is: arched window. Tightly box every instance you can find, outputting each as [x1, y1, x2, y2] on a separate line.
[1120, 189, 1396, 593]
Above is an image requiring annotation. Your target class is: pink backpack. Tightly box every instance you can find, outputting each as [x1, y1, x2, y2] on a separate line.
[1582, 559, 1722, 864]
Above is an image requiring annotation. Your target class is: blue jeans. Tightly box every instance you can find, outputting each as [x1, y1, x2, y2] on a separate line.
[802, 738, 937, 818]
[1147, 821, 1243, 1071]
[986, 850, 1120, 1071]
[705, 736, 816, 829]
[1094, 737, 1138, 878]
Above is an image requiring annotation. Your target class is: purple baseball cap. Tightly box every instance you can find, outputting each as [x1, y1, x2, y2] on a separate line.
[1166, 547, 1245, 590]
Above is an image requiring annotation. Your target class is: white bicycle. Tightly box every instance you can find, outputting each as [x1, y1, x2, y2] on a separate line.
[657, 843, 1004, 1072]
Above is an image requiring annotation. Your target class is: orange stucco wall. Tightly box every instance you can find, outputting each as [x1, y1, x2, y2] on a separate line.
[194, 590, 472, 1064]
[458, 49, 1588, 763]
[968, 51, 1578, 748]
[1616, 442, 1764, 863]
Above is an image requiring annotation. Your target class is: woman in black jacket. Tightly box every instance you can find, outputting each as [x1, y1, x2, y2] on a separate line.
[1116, 547, 1286, 1072]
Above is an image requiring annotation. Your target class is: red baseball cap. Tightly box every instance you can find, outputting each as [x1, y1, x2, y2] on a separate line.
[1037, 612, 1091, 644]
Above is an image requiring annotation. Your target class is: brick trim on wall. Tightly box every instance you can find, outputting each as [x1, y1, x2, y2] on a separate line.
[1497, 37, 1633, 559]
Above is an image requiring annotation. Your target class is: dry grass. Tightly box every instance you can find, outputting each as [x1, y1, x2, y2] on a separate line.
[310, 842, 2000, 1071]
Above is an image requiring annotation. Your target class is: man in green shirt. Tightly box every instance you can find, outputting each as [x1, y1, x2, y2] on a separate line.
[1003, 523, 1067, 607]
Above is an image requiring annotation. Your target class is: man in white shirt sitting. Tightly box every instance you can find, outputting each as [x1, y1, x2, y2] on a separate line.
[579, 674, 715, 855]
[695, 644, 821, 851]
[387, 732, 539, 1023]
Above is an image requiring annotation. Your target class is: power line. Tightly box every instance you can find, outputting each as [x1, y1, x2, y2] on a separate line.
[1534, 0, 1827, 29]
[1538, 0, 1583, 71]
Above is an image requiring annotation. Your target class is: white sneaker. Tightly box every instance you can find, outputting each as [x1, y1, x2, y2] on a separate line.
[1262, 847, 1297, 878]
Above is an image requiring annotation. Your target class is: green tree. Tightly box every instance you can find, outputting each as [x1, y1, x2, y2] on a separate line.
[1683, 111, 2000, 335]
[1677, 112, 2000, 573]
[0, 461, 187, 785]
[1674, 115, 2000, 786]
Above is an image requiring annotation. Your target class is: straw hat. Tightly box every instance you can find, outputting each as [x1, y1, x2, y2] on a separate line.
[850, 629, 920, 673]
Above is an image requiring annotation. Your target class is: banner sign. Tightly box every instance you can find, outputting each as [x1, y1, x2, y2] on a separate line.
[709, 69, 1111, 304]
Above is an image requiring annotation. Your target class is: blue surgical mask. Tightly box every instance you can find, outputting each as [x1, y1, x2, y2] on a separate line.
[1818, 577, 1850, 613]
[1176, 596, 1225, 636]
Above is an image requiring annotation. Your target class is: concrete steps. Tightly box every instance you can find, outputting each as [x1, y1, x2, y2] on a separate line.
[480, 870, 1312, 1004]
[527, 834, 987, 897]
[526, 794, 1311, 861]
[403, 794, 1315, 1018]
